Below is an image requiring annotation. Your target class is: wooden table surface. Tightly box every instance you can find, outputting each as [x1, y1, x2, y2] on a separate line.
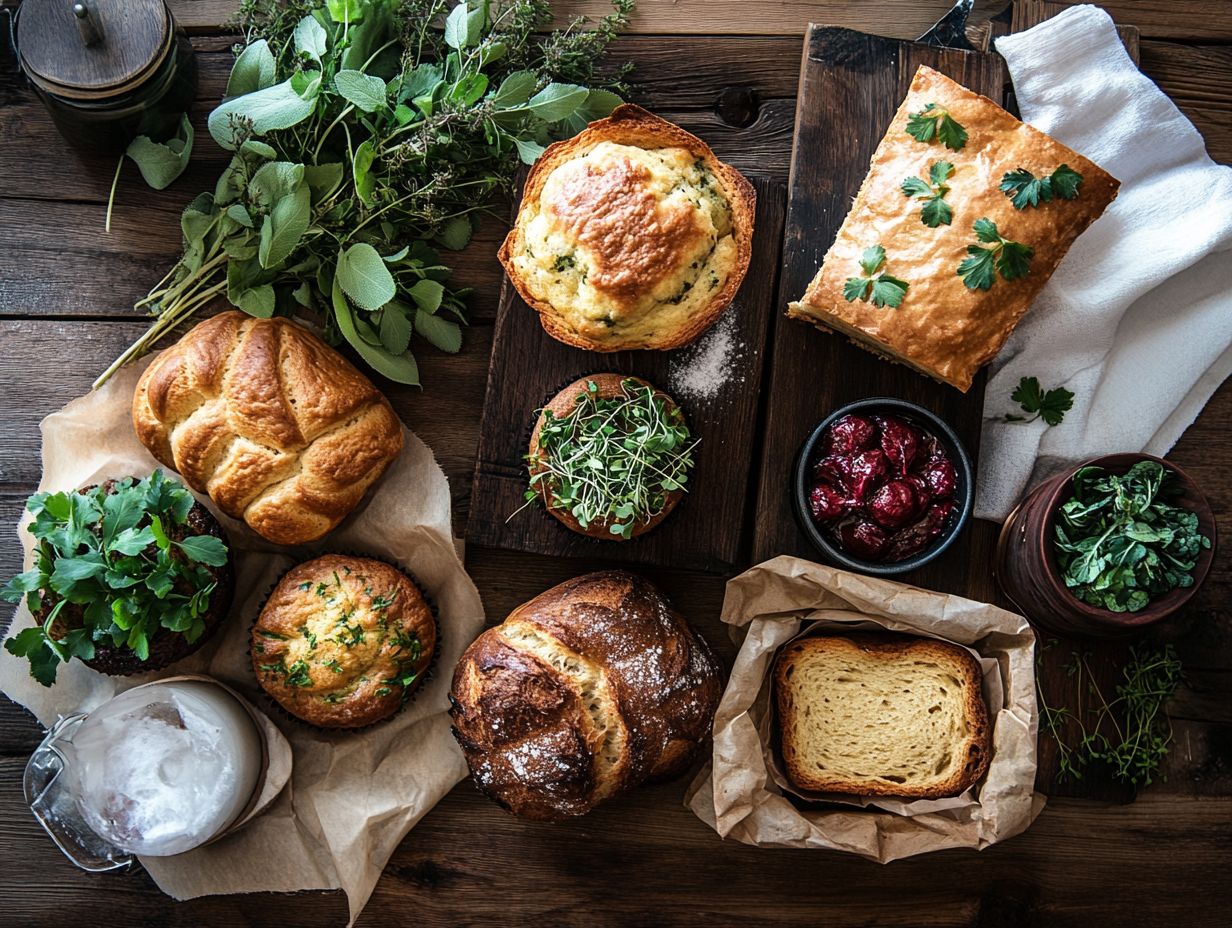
[1, 1, 1229, 925]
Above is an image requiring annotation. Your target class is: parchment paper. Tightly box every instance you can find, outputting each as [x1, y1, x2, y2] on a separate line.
[0, 359, 486, 924]
[685, 556, 1044, 859]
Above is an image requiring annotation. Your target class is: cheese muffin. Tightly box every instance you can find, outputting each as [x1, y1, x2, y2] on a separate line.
[499, 105, 756, 351]
[251, 554, 436, 729]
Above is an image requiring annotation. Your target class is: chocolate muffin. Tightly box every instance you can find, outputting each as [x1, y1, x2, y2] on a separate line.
[251, 554, 437, 729]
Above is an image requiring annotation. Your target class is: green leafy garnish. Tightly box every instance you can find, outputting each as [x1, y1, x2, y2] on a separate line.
[519, 378, 698, 540]
[1005, 376, 1075, 426]
[957, 218, 1033, 290]
[900, 160, 954, 227]
[1, 472, 229, 686]
[904, 102, 967, 151]
[95, 0, 637, 389]
[842, 245, 909, 308]
[1053, 461, 1211, 613]
[1038, 643, 1182, 786]
[999, 164, 1084, 210]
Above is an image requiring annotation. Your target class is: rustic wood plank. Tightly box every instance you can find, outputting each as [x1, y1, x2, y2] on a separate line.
[750, 28, 1004, 600]
[152, 0, 1232, 42]
[466, 178, 786, 573]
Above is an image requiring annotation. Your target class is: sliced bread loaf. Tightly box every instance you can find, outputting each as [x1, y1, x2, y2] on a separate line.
[774, 634, 990, 799]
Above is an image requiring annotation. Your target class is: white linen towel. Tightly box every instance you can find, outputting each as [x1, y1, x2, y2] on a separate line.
[976, 4, 1232, 519]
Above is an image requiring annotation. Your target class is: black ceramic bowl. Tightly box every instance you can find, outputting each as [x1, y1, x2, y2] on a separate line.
[791, 398, 975, 576]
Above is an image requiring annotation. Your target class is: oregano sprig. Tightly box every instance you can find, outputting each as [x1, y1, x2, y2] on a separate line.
[957, 218, 1034, 290]
[901, 160, 954, 227]
[1000, 164, 1084, 210]
[905, 102, 968, 151]
[843, 245, 910, 308]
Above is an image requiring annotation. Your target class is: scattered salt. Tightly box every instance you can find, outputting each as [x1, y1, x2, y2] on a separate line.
[668, 309, 746, 403]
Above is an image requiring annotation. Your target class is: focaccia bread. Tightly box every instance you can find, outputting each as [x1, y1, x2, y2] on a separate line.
[499, 104, 756, 352]
[788, 65, 1120, 392]
[774, 633, 990, 799]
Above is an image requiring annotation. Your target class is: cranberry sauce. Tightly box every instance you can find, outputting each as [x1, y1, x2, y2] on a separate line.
[806, 414, 957, 563]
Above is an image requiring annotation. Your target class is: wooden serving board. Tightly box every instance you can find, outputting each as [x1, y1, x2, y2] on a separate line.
[750, 26, 1006, 596]
[467, 176, 786, 573]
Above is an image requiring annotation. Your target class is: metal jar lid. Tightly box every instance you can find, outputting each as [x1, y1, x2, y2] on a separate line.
[17, 0, 173, 101]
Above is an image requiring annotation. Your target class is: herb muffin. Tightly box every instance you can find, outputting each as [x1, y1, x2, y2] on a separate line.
[499, 104, 756, 351]
[251, 554, 436, 729]
[526, 374, 697, 541]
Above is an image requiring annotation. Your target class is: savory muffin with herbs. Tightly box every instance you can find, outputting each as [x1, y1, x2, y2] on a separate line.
[499, 104, 755, 352]
[524, 374, 698, 541]
[1, 472, 233, 685]
[251, 554, 436, 729]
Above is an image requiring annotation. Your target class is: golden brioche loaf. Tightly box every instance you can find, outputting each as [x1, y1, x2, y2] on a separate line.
[449, 571, 721, 821]
[132, 311, 403, 545]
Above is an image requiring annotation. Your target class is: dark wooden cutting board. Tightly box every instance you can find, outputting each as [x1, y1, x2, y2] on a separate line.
[467, 176, 785, 573]
[750, 26, 1006, 596]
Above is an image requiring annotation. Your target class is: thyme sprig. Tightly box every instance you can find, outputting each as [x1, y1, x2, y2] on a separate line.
[519, 379, 698, 539]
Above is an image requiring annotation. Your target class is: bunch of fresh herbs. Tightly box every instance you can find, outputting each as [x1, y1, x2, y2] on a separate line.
[1038, 643, 1183, 786]
[2, 472, 229, 686]
[95, 0, 634, 389]
[1054, 461, 1211, 613]
[520, 379, 698, 539]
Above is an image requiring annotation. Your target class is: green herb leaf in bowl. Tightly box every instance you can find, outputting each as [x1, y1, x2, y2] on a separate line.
[1053, 461, 1211, 613]
[0, 472, 230, 686]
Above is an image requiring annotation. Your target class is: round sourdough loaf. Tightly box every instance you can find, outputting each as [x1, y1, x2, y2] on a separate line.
[449, 571, 721, 821]
[132, 311, 403, 545]
[499, 104, 756, 352]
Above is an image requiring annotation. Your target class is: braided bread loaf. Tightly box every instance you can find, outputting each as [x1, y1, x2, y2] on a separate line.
[132, 311, 403, 545]
[449, 571, 721, 821]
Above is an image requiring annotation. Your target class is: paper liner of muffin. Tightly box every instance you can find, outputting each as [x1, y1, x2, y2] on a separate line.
[516, 371, 698, 545]
[755, 615, 1003, 817]
[246, 550, 442, 734]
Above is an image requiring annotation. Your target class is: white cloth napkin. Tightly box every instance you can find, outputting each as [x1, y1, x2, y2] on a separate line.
[976, 4, 1232, 519]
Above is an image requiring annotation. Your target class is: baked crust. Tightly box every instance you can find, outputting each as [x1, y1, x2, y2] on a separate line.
[773, 633, 990, 799]
[787, 65, 1120, 392]
[499, 104, 756, 352]
[251, 554, 437, 729]
[133, 311, 404, 544]
[528, 373, 686, 540]
[449, 571, 721, 821]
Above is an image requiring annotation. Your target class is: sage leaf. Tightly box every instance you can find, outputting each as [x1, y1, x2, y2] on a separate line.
[334, 69, 387, 112]
[236, 284, 276, 318]
[332, 280, 421, 384]
[450, 73, 488, 107]
[409, 279, 444, 313]
[527, 83, 589, 122]
[414, 308, 462, 353]
[250, 161, 306, 208]
[180, 194, 216, 250]
[493, 70, 538, 108]
[399, 64, 442, 103]
[125, 114, 194, 190]
[379, 304, 414, 355]
[326, 0, 363, 23]
[294, 15, 328, 63]
[259, 185, 311, 268]
[580, 88, 623, 120]
[337, 243, 396, 310]
[513, 136, 546, 165]
[227, 203, 254, 227]
[353, 139, 377, 207]
[437, 215, 472, 250]
[225, 39, 276, 98]
[240, 139, 278, 161]
[303, 162, 344, 204]
[209, 79, 317, 151]
[443, 3, 470, 50]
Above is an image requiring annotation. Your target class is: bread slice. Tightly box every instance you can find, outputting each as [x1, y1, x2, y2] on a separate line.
[774, 634, 990, 798]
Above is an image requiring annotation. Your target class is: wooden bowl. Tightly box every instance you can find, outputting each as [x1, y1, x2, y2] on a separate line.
[994, 453, 1217, 638]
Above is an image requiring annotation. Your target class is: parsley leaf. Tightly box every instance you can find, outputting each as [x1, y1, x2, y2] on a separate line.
[844, 245, 910, 309]
[958, 218, 1034, 290]
[901, 160, 954, 227]
[904, 103, 968, 151]
[3, 627, 60, 686]
[1006, 376, 1075, 426]
[1000, 164, 1085, 209]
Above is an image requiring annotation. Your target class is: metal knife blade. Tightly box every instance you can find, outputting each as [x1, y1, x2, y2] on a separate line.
[917, 0, 976, 50]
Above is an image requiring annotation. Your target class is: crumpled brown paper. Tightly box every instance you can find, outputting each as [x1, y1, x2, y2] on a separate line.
[0, 359, 485, 924]
[685, 555, 1044, 859]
